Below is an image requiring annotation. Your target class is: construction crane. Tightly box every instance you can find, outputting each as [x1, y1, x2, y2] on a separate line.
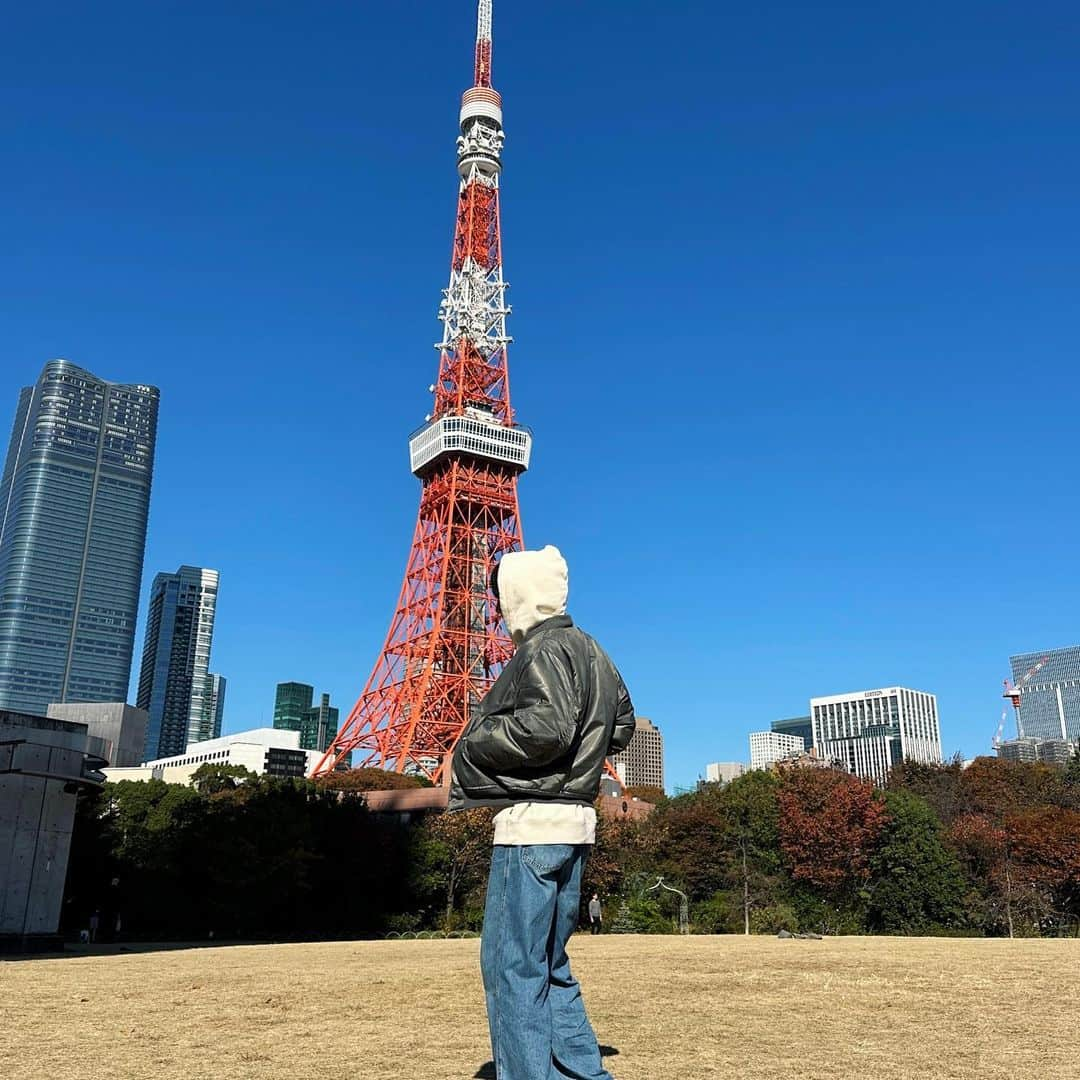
[991, 708, 1008, 751]
[1002, 655, 1050, 739]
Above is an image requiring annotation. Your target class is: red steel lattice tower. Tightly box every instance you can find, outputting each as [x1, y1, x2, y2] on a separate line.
[313, 0, 528, 784]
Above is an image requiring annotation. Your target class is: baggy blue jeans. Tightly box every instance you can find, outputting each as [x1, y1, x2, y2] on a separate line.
[481, 844, 612, 1080]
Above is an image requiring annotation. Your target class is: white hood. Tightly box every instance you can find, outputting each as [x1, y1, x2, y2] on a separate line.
[497, 545, 568, 644]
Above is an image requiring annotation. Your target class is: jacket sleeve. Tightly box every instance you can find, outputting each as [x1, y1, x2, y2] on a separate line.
[607, 668, 636, 755]
[464, 646, 580, 773]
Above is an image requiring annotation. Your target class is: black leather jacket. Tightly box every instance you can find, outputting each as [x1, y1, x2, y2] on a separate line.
[448, 615, 635, 812]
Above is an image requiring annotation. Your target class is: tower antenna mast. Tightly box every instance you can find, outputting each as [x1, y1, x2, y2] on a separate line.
[475, 0, 493, 87]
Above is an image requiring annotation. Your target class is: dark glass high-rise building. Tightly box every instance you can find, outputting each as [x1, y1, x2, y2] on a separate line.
[1010, 647, 1080, 742]
[136, 567, 220, 759]
[207, 672, 226, 742]
[273, 681, 339, 753]
[304, 692, 340, 754]
[274, 681, 313, 735]
[0, 360, 158, 714]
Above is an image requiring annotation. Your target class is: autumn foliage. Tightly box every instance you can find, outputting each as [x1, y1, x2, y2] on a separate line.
[777, 769, 889, 890]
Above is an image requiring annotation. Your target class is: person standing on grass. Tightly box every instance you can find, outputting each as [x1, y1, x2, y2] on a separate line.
[450, 545, 635, 1080]
[588, 894, 603, 935]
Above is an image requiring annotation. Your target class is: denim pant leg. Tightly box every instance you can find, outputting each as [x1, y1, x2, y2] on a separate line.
[481, 844, 568, 1080]
[549, 847, 612, 1080]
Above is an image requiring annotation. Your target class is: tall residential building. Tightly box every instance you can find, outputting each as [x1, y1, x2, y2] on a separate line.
[770, 715, 812, 748]
[1010, 647, 1080, 742]
[0, 360, 159, 714]
[810, 686, 943, 788]
[136, 567, 220, 759]
[207, 673, 227, 741]
[610, 716, 665, 791]
[749, 731, 804, 771]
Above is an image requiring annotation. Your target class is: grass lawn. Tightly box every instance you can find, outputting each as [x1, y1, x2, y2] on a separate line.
[3, 935, 1078, 1079]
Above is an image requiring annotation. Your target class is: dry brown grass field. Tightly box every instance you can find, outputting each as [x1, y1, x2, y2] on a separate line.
[3, 935, 1078, 1080]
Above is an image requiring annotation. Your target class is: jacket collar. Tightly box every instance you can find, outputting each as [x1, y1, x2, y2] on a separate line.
[523, 614, 573, 641]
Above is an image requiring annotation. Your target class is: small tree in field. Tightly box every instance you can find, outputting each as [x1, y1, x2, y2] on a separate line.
[421, 809, 494, 927]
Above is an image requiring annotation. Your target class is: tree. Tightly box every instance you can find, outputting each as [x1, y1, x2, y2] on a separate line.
[1065, 745, 1080, 790]
[314, 768, 426, 793]
[623, 785, 667, 806]
[716, 771, 782, 935]
[420, 809, 494, 927]
[190, 763, 257, 794]
[888, 759, 965, 826]
[866, 790, 967, 934]
[1004, 807, 1080, 934]
[778, 769, 888, 896]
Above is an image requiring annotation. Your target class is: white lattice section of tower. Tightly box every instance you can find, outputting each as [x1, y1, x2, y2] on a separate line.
[437, 254, 511, 364]
[477, 0, 492, 43]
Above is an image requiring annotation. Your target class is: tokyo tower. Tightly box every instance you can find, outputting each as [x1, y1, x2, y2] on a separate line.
[313, 0, 528, 785]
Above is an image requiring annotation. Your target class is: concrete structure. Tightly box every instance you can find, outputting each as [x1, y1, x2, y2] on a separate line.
[810, 686, 943, 787]
[770, 716, 812, 748]
[136, 566, 221, 760]
[749, 731, 805, 771]
[46, 702, 147, 767]
[705, 762, 746, 785]
[0, 361, 159, 715]
[273, 682, 339, 752]
[997, 736, 1077, 766]
[1010, 646, 1080, 742]
[610, 716, 664, 791]
[1, 709, 105, 950]
[105, 727, 320, 786]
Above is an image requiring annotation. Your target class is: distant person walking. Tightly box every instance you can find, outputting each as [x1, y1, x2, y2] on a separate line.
[451, 545, 635, 1080]
[89, 910, 100, 944]
[588, 894, 603, 935]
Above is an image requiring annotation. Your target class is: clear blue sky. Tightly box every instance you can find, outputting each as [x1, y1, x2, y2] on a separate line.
[3, 2, 1078, 789]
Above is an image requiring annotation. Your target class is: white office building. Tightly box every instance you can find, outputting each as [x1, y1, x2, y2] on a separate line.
[810, 687, 942, 787]
[749, 731, 805, 771]
[705, 762, 746, 785]
[104, 727, 322, 785]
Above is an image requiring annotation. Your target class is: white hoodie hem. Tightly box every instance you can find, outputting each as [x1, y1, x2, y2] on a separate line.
[492, 802, 597, 846]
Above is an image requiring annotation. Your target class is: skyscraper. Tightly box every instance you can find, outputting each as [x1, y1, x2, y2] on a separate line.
[0, 360, 158, 714]
[136, 567, 220, 759]
[810, 686, 943, 787]
[273, 682, 339, 753]
[207, 673, 227, 742]
[274, 681, 313, 735]
[610, 716, 665, 791]
[1010, 647, 1080, 742]
[303, 693, 339, 754]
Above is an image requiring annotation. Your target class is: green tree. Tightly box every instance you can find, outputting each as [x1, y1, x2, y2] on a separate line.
[420, 809, 494, 927]
[717, 771, 782, 935]
[190, 763, 257, 794]
[866, 790, 967, 934]
[1065, 745, 1080, 790]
